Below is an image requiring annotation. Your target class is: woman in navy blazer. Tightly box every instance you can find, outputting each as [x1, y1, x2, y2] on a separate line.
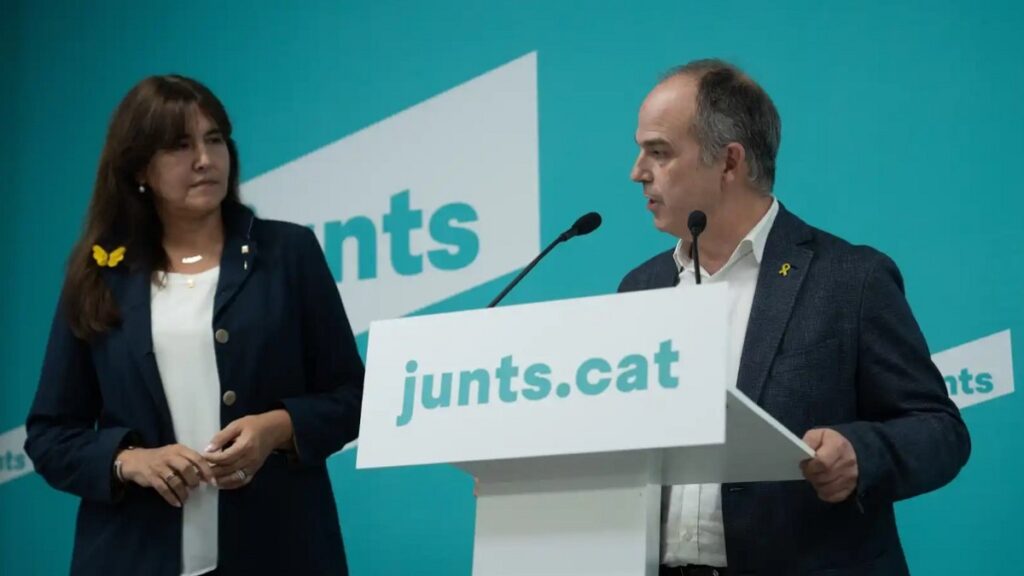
[25, 75, 364, 576]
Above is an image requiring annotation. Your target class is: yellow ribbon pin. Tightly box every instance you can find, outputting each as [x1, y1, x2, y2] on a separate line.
[779, 263, 792, 277]
[92, 245, 126, 268]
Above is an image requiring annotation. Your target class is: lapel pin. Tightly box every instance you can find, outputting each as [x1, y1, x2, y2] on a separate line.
[779, 263, 792, 277]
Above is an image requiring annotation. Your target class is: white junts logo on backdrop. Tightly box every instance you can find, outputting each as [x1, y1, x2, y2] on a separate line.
[931, 330, 1014, 409]
[243, 53, 541, 335]
[0, 426, 32, 486]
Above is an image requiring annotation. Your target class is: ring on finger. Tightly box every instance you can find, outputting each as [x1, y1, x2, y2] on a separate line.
[235, 469, 248, 482]
[163, 472, 178, 483]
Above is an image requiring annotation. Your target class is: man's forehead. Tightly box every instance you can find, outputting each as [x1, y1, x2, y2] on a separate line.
[638, 78, 696, 141]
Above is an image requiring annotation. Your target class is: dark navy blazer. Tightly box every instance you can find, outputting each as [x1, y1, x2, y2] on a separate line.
[619, 205, 970, 575]
[26, 202, 364, 576]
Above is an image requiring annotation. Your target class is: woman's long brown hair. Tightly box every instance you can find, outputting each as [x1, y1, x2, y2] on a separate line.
[64, 75, 241, 340]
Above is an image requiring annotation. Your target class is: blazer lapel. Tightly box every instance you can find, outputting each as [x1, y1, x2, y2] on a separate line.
[650, 250, 680, 289]
[214, 203, 257, 321]
[735, 205, 814, 405]
[104, 267, 175, 442]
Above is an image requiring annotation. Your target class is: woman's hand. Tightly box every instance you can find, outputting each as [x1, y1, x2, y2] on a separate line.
[117, 444, 216, 507]
[204, 410, 294, 490]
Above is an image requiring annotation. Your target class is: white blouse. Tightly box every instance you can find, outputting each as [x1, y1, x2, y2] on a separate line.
[151, 267, 222, 576]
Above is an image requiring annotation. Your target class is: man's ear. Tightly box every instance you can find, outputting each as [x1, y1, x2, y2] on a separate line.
[721, 142, 747, 185]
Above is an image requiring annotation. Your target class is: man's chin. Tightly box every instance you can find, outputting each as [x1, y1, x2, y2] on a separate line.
[653, 217, 691, 241]
[652, 216, 676, 236]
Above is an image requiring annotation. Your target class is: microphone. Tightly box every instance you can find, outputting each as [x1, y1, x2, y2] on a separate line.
[688, 210, 707, 285]
[558, 211, 602, 242]
[488, 212, 603, 307]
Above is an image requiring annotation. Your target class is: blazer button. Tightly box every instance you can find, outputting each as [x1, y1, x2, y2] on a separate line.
[222, 390, 237, 406]
[215, 329, 229, 344]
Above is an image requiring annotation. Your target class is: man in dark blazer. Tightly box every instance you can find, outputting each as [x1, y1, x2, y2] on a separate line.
[621, 60, 970, 575]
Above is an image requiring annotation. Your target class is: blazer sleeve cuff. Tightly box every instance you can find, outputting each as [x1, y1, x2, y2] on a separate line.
[277, 397, 348, 467]
[828, 421, 894, 508]
[90, 427, 137, 504]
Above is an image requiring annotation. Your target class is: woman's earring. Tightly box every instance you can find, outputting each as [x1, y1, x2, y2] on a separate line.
[138, 184, 146, 194]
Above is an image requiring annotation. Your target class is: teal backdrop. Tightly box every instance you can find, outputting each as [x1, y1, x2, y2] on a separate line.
[1, 1, 1022, 574]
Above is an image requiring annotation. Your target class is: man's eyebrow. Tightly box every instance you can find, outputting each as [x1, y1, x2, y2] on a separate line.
[637, 137, 672, 148]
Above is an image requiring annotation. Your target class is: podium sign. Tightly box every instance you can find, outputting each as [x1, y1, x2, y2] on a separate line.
[358, 285, 729, 470]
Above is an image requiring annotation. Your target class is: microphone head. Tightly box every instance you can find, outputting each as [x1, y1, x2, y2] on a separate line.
[688, 210, 707, 236]
[570, 211, 603, 237]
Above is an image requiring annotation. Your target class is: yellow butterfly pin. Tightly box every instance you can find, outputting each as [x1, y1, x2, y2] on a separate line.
[92, 245, 126, 268]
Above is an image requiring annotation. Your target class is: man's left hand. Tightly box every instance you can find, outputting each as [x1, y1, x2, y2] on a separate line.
[800, 428, 859, 503]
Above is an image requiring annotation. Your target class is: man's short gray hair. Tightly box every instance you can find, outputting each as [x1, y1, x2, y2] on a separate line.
[663, 59, 781, 193]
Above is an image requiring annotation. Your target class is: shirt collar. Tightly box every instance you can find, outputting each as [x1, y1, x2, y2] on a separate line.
[673, 197, 779, 273]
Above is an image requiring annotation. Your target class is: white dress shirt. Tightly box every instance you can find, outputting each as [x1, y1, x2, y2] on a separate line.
[661, 199, 779, 568]
[151, 267, 222, 576]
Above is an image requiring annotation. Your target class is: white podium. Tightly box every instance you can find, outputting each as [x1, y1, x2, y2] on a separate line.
[357, 285, 813, 576]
